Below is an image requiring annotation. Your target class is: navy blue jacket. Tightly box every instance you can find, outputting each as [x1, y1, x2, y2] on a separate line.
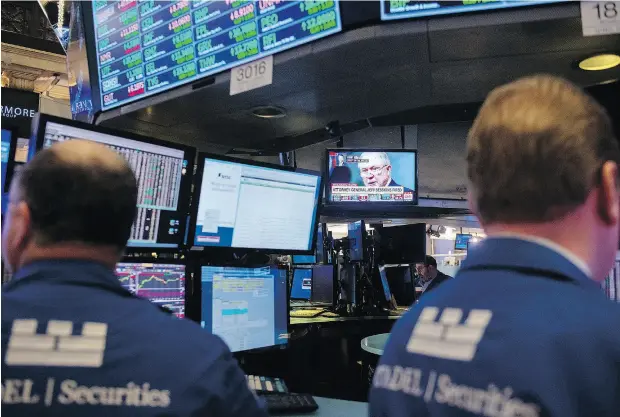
[370, 238, 620, 417]
[1, 260, 268, 417]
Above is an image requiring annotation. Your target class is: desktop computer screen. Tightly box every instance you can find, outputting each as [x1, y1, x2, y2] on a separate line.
[348, 221, 365, 261]
[455, 233, 472, 250]
[291, 268, 312, 300]
[378, 266, 392, 302]
[34, 115, 195, 249]
[115, 263, 185, 318]
[191, 155, 322, 253]
[311, 265, 334, 305]
[200, 266, 288, 353]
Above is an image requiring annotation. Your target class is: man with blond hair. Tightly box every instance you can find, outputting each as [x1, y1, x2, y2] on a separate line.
[369, 75, 620, 417]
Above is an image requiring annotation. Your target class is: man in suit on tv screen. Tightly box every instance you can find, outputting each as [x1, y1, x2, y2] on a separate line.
[357, 152, 412, 192]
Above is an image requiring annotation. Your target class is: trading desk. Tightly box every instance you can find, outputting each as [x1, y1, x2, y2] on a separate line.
[290, 315, 402, 326]
[285, 397, 367, 417]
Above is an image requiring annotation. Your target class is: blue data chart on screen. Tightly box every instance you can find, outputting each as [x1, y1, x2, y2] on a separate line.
[92, 1, 342, 110]
[194, 158, 321, 251]
[293, 254, 316, 264]
[455, 233, 472, 250]
[291, 268, 312, 300]
[115, 263, 186, 318]
[1, 129, 11, 192]
[201, 266, 287, 352]
[380, 1, 564, 20]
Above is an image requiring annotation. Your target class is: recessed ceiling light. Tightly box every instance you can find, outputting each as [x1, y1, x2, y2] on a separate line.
[578, 53, 620, 71]
[251, 106, 286, 119]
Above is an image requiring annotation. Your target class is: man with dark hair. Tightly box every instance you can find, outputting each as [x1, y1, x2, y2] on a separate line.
[1, 141, 268, 417]
[370, 75, 620, 416]
[414, 255, 452, 294]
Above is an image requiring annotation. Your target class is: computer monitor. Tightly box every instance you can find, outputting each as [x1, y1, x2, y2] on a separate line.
[455, 233, 472, 250]
[325, 149, 418, 206]
[376, 224, 426, 264]
[348, 220, 366, 261]
[1, 128, 17, 214]
[115, 262, 186, 318]
[33, 114, 195, 249]
[311, 265, 335, 305]
[378, 266, 392, 302]
[292, 254, 317, 265]
[291, 268, 312, 300]
[190, 154, 322, 253]
[292, 224, 326, 264]
[200, 265, 288, 353]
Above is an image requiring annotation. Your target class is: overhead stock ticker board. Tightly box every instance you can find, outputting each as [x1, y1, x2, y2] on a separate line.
[92, 0, 342, 110]
[380, 1, 565, 20]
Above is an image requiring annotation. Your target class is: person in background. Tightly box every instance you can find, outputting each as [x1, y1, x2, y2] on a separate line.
[414, 255, 452, 294]
[370, 75, 620, 417]
[1, 140, 267, 417]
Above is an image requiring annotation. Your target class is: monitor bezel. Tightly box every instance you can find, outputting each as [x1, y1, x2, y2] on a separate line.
[32, 113, 197, 251]
[2, 126, 19, 194]
[115, 258, 188, 319]
[188, 152, 322, 255]
[194, 263, 290, 353]
[324, 148, 419, 209]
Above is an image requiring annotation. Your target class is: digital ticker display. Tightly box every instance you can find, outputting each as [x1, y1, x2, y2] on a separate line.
[93, 1, 342, 110]
[381, 1, 564, 20]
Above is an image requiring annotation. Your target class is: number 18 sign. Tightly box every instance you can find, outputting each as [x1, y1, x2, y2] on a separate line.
[580, 1, 620, 36]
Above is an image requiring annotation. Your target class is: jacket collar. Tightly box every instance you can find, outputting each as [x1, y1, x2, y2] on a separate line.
[5, 259, 124, 291]
[460, 237, 598, 290]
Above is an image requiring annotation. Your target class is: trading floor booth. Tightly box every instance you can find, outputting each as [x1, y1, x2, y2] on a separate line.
[50, 0, 620, 414]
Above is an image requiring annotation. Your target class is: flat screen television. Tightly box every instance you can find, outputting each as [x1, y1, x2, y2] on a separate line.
[325, 149, 418, 208]
[33, 114, 195, 249]
[189, 153, 322, 254]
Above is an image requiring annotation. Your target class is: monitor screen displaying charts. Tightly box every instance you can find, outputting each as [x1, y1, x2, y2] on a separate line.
[35, 115, 195, 249]
[91, 1, 342, 111]
[115, 262, 186, 318]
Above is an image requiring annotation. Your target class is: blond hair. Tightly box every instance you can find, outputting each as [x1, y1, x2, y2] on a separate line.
[467, 75, 618, 224]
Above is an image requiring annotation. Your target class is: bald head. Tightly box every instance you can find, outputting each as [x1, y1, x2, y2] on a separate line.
[10, 139, 138, 248]
[50, 140, 130, 170]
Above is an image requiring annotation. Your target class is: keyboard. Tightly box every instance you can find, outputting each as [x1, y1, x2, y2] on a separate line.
[262, 393, 319, 414]
[246, 375, 288, 395]
[290, 308, 326, 318]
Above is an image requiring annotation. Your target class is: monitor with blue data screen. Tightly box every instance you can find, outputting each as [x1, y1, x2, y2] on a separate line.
[455, 233, 472, 250]
[191, 155, 322, 253]
[200, 265, 288, 352]
[90, 1, 342, 111]
[291, 268, 312, 300]
[380, 1, 565, 21]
